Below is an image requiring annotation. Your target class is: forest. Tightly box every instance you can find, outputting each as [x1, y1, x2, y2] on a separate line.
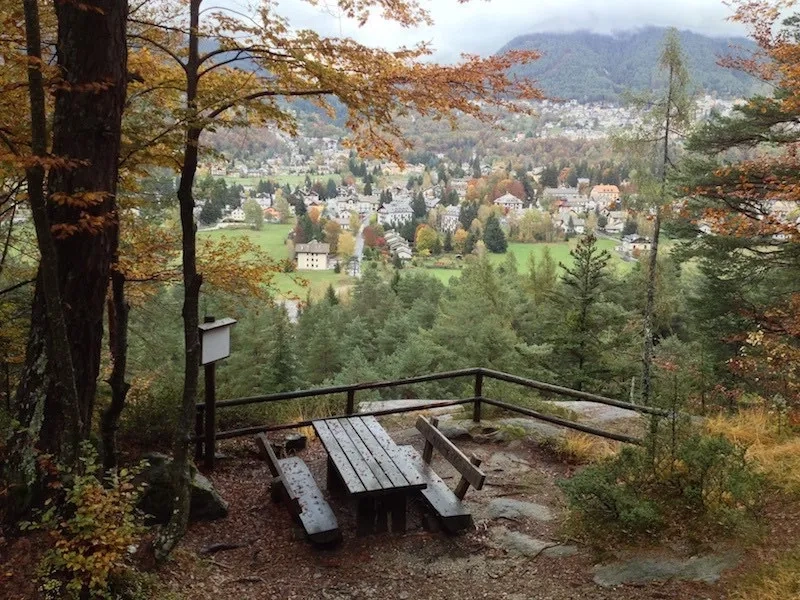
[1, 0, 800, 598]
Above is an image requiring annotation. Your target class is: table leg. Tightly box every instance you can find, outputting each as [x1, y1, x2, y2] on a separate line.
[326, 456, 344, 494]
[357, 498, 375, 536]
[375, 498, 389, 533]
[390, 493, 407, 533]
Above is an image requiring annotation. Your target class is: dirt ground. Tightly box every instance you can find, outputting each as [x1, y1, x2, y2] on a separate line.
[158, 416, 749, 600]
[3, 411, 798, 600]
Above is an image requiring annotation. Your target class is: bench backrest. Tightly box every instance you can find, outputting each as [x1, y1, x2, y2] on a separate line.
[415, 416, 486, 498]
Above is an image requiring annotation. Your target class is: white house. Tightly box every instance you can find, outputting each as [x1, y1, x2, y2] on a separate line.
[229, 207, 245, 222]
[543, 187, 582, 202]
[441, 205, 461, 232]
[378, 201, 413, 227]
[295, 240, 330, 270]
[494, 191, 524, 213]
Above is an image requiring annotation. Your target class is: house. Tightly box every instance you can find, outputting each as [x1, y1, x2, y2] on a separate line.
[264, 207, 280, 222]
[229, 207, 245, 222]
[542, 187, 582, 202]
[441, 205, 461, 232]
[494, 191, 524, 213]
[590, 184, 620, 205]
[378, 201, 413, 227]
[295, 240, 330, 270]
[619, 234, 652, 255]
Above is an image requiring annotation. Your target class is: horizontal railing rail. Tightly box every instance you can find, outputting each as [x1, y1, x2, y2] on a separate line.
[195, 367, 666, 469]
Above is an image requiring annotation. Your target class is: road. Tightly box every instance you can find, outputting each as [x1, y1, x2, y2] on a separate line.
[350, 215, 369, 277]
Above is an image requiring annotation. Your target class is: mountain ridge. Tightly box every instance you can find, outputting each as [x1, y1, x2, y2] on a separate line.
[498, 27, 759, 102]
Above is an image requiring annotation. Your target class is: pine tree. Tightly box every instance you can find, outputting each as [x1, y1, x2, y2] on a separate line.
[483, 215, 508, 253]
[556, 234, 611, 391]
[411, 192, 427, 219]
[325, 284, 339, 305]
[443, 231, 453, 252]
[364, 180, 373, 195]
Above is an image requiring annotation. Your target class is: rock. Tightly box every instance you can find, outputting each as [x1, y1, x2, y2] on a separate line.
[477, 418, 564, 444]
[284, 433, 307, 452]
[138, 453, 229, 524]
[592, 552, 742, 587]
[487, 498, 553, 522]
[437, 421, 472, 441]
[497, 531, 578, 559]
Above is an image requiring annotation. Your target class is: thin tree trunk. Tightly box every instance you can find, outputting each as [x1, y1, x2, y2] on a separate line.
[154, 0, 203, 562]
[101, 269, 131, 473]
[641, 62, 673, 407]
[14, 0, 128, 460]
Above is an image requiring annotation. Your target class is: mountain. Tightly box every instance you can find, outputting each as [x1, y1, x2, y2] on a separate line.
[498, 27, 759, 102]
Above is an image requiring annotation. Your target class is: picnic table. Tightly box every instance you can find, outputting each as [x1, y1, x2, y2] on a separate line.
[312, 415, 426, 534]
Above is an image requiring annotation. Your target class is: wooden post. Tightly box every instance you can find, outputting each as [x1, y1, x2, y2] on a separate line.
[203, 315, 217, 470]
[422, 416, 439, 464]
[454, 455, 482, 500]
[194, 404, 204, 462]
[473, 370, 483, 423]
[346, 388, 355, 415]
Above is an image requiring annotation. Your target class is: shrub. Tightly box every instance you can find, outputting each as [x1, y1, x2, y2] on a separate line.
[23, 443, 146, 599]
[559, 431, 764, 537]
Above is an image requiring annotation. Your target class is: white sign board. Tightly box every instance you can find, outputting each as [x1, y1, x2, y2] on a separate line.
[199, 318, 236, 365]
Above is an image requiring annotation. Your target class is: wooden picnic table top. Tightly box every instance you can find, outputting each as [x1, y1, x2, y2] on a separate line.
[312, 415, 427, 497]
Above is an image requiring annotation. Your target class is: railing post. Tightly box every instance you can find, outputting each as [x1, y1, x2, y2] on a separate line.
[194, 405, 205, 462]
[346, 388, 356, 415]
[473, 370, 483, 423]
[203, 316, 217, 471]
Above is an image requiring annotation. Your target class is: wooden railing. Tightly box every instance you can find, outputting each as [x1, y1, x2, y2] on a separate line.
[194, 367, 669, 469]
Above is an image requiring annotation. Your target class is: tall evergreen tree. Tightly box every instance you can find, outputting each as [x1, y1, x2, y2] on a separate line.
[483, 215, 508, 253]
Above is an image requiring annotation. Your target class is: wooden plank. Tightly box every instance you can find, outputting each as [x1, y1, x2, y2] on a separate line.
[312, 420, 366, 495]
[254, 433, 281, 478]
[334, 419, 393, 489]
[422, 416, 439, 464]
[398, 445, 473, 533]
[359, 416, 426, 489]
[280, 457, 342, 545]
[454, 455, 482, 500]
[319, 419, 382, 494]
[348, 417, 410, 488]
[415, 416, 486, 490]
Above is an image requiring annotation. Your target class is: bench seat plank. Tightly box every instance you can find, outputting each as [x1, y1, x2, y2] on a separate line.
[398, 445, 474, 533]
[279, 457, 342, 544]
[254, 433, 341, 545]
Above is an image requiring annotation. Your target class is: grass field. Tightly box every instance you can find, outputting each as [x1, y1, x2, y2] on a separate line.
[198, 224, 354, 298]
[488, 238, 629, 274]
[201, 224, 294, 260]
[220, 173, 342, 188]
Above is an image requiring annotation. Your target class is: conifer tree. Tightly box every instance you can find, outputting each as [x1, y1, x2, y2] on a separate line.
[483, 215, 508, 253]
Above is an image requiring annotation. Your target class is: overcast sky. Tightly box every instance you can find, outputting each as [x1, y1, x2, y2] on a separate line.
[263, 0, 747, 61]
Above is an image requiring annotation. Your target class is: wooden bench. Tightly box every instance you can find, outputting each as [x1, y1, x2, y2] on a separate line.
[398, 416, 487, 533]
[254, 433, 341, 545]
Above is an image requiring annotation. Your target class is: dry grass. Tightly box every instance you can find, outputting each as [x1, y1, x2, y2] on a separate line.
[707, 408, 800, 495]
[735, 549, 800, 600]
[552, 432, 620, 464]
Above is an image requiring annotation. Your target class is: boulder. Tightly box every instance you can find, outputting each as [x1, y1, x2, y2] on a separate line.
[138, 453, 229, 524]
[487, 498, 553, 522]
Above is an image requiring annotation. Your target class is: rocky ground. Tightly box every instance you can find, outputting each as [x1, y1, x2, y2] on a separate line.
[156, 405, 756, 600]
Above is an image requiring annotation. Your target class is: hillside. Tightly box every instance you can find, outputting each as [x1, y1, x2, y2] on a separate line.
[499, 27, 759, 102]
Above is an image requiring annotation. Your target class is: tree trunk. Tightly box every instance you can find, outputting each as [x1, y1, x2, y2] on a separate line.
[5, 0, 84, 522]
[153, 0, 203, 562]
[14, 0, 128, 458]
[641, 61, 674, 408]
[101, 269, 131, 473]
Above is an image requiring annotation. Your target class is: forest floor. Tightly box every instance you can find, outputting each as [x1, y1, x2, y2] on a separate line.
[3, 407, 798, 599]
[151, 407, 800, 600]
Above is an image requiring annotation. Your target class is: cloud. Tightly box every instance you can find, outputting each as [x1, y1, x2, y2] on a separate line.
[263, 0, 748, 62]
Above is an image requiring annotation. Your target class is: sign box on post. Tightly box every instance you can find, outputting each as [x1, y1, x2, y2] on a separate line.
[199, 317, 237, 365]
